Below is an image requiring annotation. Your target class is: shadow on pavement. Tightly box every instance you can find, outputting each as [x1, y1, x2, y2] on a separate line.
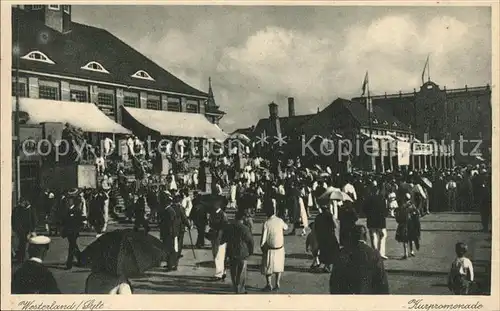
[286, 253, 311, 260]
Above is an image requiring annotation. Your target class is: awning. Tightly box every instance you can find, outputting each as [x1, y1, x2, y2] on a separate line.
[123, 107, 228, 141]
[12, 97, 130, 134]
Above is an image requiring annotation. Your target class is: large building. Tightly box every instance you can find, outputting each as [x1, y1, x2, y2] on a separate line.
[12, 5, 225, 125]
[352, 80, 492, 161]
[11, 4, 226, 201]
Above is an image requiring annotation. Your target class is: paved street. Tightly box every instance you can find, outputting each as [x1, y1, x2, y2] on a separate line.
[14, 212, 491, 295]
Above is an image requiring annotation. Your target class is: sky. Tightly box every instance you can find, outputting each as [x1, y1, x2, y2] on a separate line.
[73, 5, 492, 132]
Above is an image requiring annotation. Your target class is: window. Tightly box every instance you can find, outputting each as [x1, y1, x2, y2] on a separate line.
[146, 94, 160, 110]
[392, 121, 398, 127]
[186, 103, 198, 113]
[185, 99, 198, 113]
[31, 5, 43, 10]
[167, 97, 181, 112]
[21, 51, 55, 64]
[69, 84, 88, 102]
[12, 77, 28, 97]
[48, 5, 60, 10]
[383, 120, 388, 125]
[81, 61, 109, 74]
[63, 5, 70, 13]
[372, 118, 378, 124]
[454, 115, 459, 123]
[39, 80, 59, 100]
[131, 70, 154, 81]
[97, 88, 115, 118]
[123, 92, 139, 108]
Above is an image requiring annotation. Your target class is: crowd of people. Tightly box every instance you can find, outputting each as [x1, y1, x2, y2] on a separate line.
[11, 137, 492, 295]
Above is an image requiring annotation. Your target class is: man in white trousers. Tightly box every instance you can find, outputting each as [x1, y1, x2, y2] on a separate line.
[209, 199, 229, 281]
[363, 181, 388, 259]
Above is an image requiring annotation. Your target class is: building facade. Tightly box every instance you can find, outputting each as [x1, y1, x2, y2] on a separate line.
[12, 5, 225, 125]
[353, 80, 492, 161]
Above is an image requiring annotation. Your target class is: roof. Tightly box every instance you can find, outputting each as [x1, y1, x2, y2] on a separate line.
[232, 127, 254, 136]
[253, 114, 316, 138]
[338, 98, 412, 132]
[122, 107, 228, 140]
[13, 97, 131, 134]
[12, 8, 207, 98]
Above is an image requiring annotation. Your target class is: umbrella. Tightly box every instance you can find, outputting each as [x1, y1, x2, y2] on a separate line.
[80, 229, 168, 277]
[230, 133, 251, 143]
[318, 186, 343, 201]
[420, 177, 432, 189]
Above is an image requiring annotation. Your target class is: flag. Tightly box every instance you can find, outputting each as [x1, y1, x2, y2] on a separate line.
[421, 55, 429, 85]
[361, 71, 369, 96]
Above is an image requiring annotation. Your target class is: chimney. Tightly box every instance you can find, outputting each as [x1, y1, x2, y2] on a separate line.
[269, 102, 279, 119]
[288, 97, 295, 117]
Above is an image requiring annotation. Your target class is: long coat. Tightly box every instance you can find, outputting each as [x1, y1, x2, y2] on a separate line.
[330, 242, 389, 294]
[314, 210, 340, 265]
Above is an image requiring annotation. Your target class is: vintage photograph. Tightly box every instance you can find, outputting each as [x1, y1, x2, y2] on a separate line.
[8, 3, 493, 298]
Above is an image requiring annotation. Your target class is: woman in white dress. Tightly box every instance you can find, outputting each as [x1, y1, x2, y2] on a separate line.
[260, 203, 288, 291]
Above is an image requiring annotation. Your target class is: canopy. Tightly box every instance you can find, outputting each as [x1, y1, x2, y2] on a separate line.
[12, 97, 130, 134]
[123, 107, 228, 141]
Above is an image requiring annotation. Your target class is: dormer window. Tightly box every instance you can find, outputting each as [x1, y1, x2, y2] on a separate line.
[63, 5, 70, 13]
[372, 119, 378, 124]
[81, 61, 109, 74]
[383, 120, 389, 125]
[21, 51, 55, 64]
[392, 121, 398, 127]
[131, 70, 154, 81]
[31, 5, 43, 10]
[48, 5, 60, 10]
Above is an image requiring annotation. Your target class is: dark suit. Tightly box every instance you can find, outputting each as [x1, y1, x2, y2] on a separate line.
[159, 205, 178, 269]
[12, 206, 37, 262]
[330, 242, 389, 294]
[190, 197, 208, 247]
[12, 260, 61, 294]
[221, 221, 254, 293]
[363, 192, 387, 229]
[60, 204, 84, 268]
[172, 203, 190, 263]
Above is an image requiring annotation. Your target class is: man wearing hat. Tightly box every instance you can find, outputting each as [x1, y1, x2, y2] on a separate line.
[60, 189, 85, 270]
[12, 198, 37, 263]
[329, 225, 389, 294]
[12, 235, 61, 294]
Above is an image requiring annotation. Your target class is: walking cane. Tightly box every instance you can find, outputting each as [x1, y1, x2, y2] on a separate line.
[187, 226, 197, 259]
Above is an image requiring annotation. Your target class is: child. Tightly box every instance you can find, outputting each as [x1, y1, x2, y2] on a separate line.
[387, 192, 398, 217]
[306, 222, 320, 269]
[448, 242, 474, 295]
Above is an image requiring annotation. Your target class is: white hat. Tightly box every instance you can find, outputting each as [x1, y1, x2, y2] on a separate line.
[29, 235, 51, 245]
[405, 193, 411, 200]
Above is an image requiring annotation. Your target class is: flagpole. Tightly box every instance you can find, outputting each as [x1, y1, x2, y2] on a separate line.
[367, 73, 376, 172]
[427, 54, 431, 82]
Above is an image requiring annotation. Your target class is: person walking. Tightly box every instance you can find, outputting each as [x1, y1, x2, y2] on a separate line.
[172, 195, 190, 265]
[314, 201, 341, 272]
[329, 225, 389, 294]
[12, 236, 61, 294]
[158, 197, 179, 272]
[260, 204, 288, 291]
[209, 198, 229, 281]
[133, 190, 150, 234]
[364, 181, 388, 259]
[395, 193, 421, 259]
[221, 211, 254, 294]
[60, 189, 85, 270]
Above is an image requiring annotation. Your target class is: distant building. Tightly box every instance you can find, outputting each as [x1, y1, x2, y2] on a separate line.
[352, 81, 492, 160]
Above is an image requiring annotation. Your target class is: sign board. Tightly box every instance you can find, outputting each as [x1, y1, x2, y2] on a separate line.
[412, 143, 433, 155]
[397, 141, 411, 166]
[19, 125, 43, 161]
[77, 165, 97, 188]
